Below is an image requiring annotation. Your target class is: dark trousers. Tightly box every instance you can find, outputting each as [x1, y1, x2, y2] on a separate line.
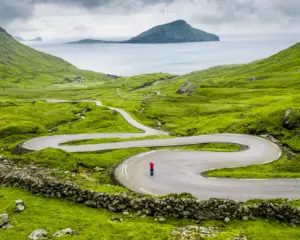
[150, 169, 154, 176]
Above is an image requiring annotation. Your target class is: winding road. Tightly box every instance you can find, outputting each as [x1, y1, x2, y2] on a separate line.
[22, 100, 300, 201]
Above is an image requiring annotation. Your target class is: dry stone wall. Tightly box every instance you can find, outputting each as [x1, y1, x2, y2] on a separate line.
[0, 163, 299, 225]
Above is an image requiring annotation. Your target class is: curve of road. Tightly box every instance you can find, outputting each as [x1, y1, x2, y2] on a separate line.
[22, 100, 300, 201]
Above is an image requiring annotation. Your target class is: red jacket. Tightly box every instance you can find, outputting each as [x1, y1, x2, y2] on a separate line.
[149, 162, 154, 170]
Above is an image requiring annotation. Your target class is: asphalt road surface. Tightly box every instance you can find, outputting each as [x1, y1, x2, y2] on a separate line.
[22, 100, 300, 201]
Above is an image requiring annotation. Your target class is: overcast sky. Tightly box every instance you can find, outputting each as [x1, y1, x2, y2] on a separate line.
[1, 0, 300, 40]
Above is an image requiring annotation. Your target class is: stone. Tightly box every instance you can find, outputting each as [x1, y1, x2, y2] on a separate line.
[247, 76, 257, 81]
[170, 225, 220, 239]
[1, 224, 13, 229]
[110, 217, 123, 223]
[94, 167, 105, 172]
[283, 109, 300, 130]
[182, 211, 191, 217]
[0, 214, 8, 228]
[224, 217, 231, 223]
[242, 216, 249, 221]
[53, 228, 75, 237]
[177, 82, 197, 94]
[28, 229, 48, 240]
[123, 211, 130, 215]
[231, 234, 248, 240]
[15, 199, 25, 212]
[157, 217, 166, 223]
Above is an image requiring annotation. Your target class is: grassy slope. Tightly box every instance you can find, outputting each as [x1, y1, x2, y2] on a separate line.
[1, 38, 300, 179]
[0, 30, 300, 238]
[1, 187, 300, 240]
[0, 31, 110, 88]
[94, 43, 300, 178]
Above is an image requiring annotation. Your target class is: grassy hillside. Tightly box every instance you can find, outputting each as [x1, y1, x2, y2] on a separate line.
[94, 43, 300, 178]
[0, 30, 300, 239]
[0, 29, 110, 88]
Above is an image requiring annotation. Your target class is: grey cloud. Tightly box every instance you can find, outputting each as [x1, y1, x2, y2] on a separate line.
[31, 0, 175, 9]
[0, 0, 175, 26]
[273, 0, 300, 19]
[195, 0, 258, 25]
[192, 0, 300, 26]
[0, 0, 33, 24]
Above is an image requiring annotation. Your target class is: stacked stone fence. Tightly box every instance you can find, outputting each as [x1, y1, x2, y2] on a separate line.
[0, 164, 299, 225]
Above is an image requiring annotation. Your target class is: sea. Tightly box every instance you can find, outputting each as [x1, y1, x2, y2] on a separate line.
[26, 34, 300, 76]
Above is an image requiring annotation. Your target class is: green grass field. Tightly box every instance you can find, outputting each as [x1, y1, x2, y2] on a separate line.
[1, 27, 300, 238]
[1, 187, 300, 240]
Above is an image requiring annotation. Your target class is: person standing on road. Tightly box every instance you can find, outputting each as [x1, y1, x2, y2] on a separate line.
[149, 162, 154, 176]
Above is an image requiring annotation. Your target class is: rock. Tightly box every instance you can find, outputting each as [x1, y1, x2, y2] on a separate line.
[247, 76, 257, 81]
[28, 229, 48, 240]
[123, 211, 130, 215]
[260, 134, 280, 143]
[53, 228, 75, 237]
[75, 76, 84, 84]
[170, 225, 220, 239]
[224, 217, 231, 223]
[242, 216, 249, 221]
[110, 217, 123, 222]
[0, 214, 8, 228]
[152, 91, 161, 95]
[177, 82, 197, 94]
[1, 224, 13, 229]
[283, 109, 300, 130]
[231, 234, 248, 240]
[94, 167, 105, 172]
[157, 217, 166, 223]
[142, 96, 151, 105]
[107, 74, 121, 79]
[15, 199, 25, 212]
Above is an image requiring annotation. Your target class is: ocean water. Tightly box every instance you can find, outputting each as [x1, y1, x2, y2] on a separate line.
[26, 34, 300, 76]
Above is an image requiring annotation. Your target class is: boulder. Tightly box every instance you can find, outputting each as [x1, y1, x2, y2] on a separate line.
[231, 234, 248, 240]
[247, 76, 257, 81]
[28, 229, 48, 240]
[170, 225, 220, 239]
[0, 214, 8, 228]
[1, 224, 13, 229]
[94, 167, 105, 172]
[110, 217, 123, 222]
[157, 217, 166, 223]
[283, 109, 300, 130]
[224, 217, 231, 223]
[15, 200, 25, 212]
[177, 82, 197, 94]
[53, 228, 76, 237]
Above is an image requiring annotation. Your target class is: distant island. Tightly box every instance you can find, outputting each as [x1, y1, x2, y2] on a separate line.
[67, 20, 219, 44]
[29, 37, 43, 42]
[66, 39, 118, 44]
[13, 36, 25, 41]
[13, 36, 43, 42]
